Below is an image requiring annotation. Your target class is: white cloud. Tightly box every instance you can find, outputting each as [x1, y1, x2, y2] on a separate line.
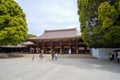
[16, 0, 80, 36]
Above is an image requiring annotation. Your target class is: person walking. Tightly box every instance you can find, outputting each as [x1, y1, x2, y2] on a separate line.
[69, 48, 71, 54]
[32, 55, 34, 62]
[114, 51, 118, 63]
[54, 51, 58, 60]
[52, 50, 55, 60]
[39, 49, 44, 60]
[109, 53, 113, 62]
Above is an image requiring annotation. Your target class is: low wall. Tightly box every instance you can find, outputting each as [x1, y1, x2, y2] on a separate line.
[91, 48, 120, 59]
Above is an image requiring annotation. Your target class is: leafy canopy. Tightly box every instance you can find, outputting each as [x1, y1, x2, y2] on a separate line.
[0, 0, 28, 45]
[77, 0, 120, 47]
[27, 34, 36, 38]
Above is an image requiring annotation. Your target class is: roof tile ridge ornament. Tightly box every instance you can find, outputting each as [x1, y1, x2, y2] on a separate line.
[44, 28, 76, 32]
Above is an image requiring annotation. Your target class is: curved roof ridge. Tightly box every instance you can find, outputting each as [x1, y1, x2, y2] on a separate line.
[38, 28, 79, 39]
[44, 28, 76, 32]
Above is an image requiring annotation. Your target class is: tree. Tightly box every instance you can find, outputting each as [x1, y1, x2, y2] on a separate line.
[0, 0, 28, 45]
[97, 1, 120, 46]
[77, 0, 102, 46]
[77, 0, 120, 47]
[26, 34, 36, 38]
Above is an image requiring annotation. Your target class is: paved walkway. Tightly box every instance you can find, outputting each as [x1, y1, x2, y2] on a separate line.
[0, 54, 120, 80]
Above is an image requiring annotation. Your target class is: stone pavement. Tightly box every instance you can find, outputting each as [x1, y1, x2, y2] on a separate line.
[0, 54, 120, 80]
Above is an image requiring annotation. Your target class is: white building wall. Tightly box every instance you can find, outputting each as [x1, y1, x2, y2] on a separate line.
[91, 48, 120, 59]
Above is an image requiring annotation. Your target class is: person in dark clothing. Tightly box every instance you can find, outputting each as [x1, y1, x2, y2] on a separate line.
[114, 51, 118, 63]
[52, 50, 55, 60]
[109, 53, 114, 62]
[109, 53, 112, 62]
[109, 51, 115, 62]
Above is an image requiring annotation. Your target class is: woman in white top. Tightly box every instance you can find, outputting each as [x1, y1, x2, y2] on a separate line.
[54, 51, 58, 60]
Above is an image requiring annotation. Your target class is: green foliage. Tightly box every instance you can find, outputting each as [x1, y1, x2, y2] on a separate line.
[77, 0, 120, 47]
[98, 2, 116, 28]
[0, 0, 28, 45]
[77, 0, 102, 46]
[103, 26, 120, 44]
[27, 34, 36, 38]
[82, 28, 93, 46]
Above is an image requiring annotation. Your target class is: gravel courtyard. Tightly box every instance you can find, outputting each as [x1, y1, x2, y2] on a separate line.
[0, 54, 120, 80]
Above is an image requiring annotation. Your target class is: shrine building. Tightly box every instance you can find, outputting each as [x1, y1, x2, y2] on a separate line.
[27, 28, 90, 54]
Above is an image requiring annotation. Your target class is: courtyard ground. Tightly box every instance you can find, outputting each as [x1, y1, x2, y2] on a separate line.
[0, 54, 120, 80]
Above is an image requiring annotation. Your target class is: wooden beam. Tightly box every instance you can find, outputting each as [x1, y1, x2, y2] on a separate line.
[36, 41, 39, 54]
[42, 40, 44, 50]
[50, 40, 53, 54]
[60, 40, 62, 54]
[69, 39, 71, 48]
[76, 39, 78, 54]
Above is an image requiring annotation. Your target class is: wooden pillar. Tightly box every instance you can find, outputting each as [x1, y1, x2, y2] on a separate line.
[50, 40, 53, 54]
[60, 40, 62, 54]
[69, 39, 71, 54]
[76, 39, 78, 54]
[42, 40, 44, 50]
[69, 39, 71, 49]
[69, 39, 70, 48]
[22, 48, 24, 54]
[84, 46, 87, 54]
[36, 41, 39, 54]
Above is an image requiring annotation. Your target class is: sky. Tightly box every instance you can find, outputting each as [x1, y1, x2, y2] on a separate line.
[15, 0, 80, 36]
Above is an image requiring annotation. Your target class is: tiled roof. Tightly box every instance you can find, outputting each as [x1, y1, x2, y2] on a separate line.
[0, 44, 26, 48]
[28, 28, 80, 40]
[39, 28, 80, 39]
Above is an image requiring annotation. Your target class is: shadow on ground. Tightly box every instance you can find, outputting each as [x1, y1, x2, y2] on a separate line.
[49, 54, 120, 73]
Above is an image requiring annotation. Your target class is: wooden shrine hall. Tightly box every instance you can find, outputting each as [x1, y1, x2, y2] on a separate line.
[27, 28, 90, 54]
